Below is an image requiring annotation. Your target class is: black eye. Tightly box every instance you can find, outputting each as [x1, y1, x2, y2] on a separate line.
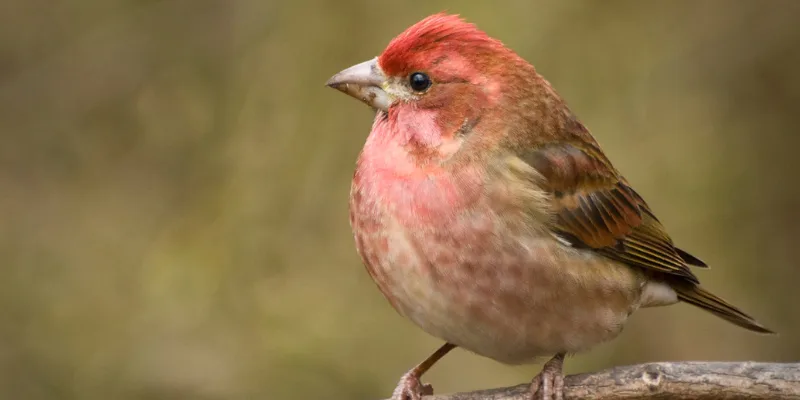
[409, 72, 431, 92]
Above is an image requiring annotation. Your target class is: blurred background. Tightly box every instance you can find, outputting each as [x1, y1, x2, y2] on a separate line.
[1, 1, 799, 399]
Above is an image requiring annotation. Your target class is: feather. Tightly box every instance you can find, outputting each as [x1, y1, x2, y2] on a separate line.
[520, 142, 701, 282]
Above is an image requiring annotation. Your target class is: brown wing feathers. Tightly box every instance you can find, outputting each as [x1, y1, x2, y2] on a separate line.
[520, 141, 773, 333]
[523, 142, 700, 283]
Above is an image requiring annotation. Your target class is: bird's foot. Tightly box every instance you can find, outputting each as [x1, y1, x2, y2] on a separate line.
[391, 370, 434, 400]
[529, 353, 565, 400]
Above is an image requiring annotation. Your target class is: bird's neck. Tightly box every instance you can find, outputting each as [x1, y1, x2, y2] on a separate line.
[352, 113, 483, 225]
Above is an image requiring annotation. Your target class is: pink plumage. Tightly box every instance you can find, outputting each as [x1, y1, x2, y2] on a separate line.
[328, 13, 772, 400]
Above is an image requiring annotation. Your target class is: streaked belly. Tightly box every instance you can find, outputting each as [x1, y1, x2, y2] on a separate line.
[351, 205, 645, 364]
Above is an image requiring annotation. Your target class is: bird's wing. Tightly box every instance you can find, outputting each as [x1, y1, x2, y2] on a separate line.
[521, 141, 705, 283]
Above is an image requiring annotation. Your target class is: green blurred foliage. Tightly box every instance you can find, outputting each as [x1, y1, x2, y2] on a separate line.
[0, 1, 798, 399]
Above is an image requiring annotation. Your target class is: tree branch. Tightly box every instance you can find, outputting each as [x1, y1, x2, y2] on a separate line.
[396, 362, 800, 400]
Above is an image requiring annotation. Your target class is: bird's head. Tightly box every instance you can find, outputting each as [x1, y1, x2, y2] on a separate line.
[327, 14, 543, 161]
[327, 14, 521, 110]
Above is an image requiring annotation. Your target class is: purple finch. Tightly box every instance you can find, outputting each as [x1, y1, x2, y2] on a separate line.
[326, 13, 773, 400]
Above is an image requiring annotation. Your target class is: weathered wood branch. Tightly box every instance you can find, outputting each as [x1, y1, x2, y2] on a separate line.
[388, 362, 800, 400]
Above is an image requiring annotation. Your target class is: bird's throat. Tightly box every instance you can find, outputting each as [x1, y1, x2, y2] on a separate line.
[355, 140, 481, 226]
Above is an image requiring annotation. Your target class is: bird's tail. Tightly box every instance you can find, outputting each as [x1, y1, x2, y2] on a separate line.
[674, 284, 775, 334]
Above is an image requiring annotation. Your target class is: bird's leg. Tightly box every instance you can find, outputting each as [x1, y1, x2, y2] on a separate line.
[529, 353, 565, 400]
[391, 342, 456, 400]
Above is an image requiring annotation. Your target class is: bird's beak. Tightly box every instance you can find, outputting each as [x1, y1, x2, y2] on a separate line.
[326, 57, 390, 112]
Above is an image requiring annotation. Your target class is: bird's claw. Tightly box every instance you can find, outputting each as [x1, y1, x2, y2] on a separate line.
[391, 371, 433, 400]
[529, 354, 565, 400]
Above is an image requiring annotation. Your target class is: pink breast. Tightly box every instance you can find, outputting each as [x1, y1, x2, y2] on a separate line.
[349, 171, 516, 323]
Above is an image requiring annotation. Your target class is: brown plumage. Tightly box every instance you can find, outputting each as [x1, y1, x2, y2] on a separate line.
[519, 128, 770, 333]
[326, 13, 773, 400]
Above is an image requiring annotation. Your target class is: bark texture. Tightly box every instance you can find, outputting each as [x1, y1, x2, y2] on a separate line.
[381, 362, 800, 400]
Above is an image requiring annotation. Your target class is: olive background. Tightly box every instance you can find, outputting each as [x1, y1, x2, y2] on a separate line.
[1, 1, 799, 399]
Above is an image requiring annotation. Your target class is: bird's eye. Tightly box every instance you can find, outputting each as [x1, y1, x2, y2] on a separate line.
[409, 72, 431, 92]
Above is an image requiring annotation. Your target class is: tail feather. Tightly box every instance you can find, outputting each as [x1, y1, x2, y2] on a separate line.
[674, 284, 775, 334]
[675, 247, 708, 268]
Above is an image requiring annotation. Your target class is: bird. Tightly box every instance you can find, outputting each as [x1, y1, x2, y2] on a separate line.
[325, 13, 773, 400]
